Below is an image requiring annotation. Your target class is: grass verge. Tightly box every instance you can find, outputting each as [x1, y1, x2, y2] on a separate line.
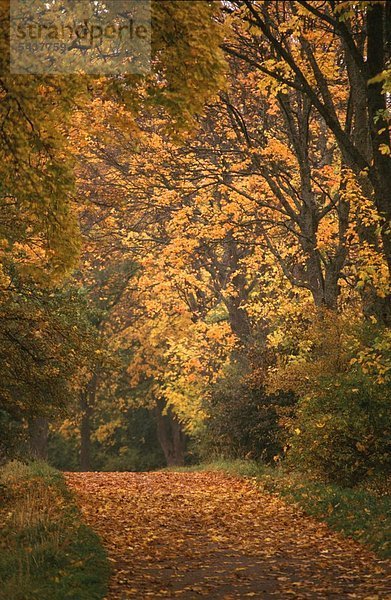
[167, 459, 391, 558]
[0, 460, 109, 600]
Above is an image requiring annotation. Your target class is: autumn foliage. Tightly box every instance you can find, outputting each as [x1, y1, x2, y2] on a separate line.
[0, 1, 390, 487]
[1, 2, 391, 598]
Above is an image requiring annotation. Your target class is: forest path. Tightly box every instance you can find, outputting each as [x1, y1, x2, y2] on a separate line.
[65, 472, 390, 599]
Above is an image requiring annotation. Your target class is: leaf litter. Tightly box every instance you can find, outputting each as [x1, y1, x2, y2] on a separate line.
[65, 472, 391, 599]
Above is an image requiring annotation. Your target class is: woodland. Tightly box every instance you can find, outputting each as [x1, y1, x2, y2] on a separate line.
[0, 1, 391, 483]
[1, 0, 389, 480]
[0, 1, 390, 597]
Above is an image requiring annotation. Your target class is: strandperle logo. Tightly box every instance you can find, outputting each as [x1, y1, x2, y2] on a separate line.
[10, 0, 151, 74]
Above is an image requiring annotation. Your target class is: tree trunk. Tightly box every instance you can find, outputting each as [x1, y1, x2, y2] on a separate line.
[28, 417, 48, 460]
[79, 372, 98, 471]
[343, 18, 391, 325]
[225, 295, 252, 343]
[155, 399, 186, 466]
[79, 391, 92, 471]
[365, 3, 391, 324]
[366, 3, 391, 263]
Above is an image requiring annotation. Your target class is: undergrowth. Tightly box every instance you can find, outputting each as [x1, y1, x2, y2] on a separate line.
[0, 461, 109, 600]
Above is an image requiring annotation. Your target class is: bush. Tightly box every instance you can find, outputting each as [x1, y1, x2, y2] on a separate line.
[200, 367, 296, 463]
[288, 372, 391, 486]
[0, 410, 26, 465]
[97, 446, 164, 472]
[48, 407, 166, 472]
[48, 431, 80, 471]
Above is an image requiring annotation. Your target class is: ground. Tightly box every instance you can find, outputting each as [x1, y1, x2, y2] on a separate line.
[65, 472, 391, 599]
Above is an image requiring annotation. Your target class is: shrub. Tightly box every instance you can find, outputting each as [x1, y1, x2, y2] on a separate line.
[200, 366, 296, 463]
[288, 372, 391, 486]
[0, 410, 25, 465]
[98, 447, 164, 472]
[48, 431, 80, 471]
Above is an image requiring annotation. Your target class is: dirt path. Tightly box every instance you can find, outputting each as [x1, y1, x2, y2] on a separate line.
[65, 472, 391, 599]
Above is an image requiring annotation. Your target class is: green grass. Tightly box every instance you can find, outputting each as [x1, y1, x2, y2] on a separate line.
[0, 461, 110, 600]
[167, 459, 391, 558]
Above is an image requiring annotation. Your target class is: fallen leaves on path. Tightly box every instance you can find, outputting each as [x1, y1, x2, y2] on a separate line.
[65, 472, 391, 599]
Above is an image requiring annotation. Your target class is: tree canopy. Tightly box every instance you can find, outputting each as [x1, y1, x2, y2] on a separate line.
[0, 0, 389, 486]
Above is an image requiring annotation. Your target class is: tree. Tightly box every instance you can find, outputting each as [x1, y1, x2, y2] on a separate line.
[0, 275, 97, 461]
[0, 0, 229, 460]
[223, 0, 390, 322]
